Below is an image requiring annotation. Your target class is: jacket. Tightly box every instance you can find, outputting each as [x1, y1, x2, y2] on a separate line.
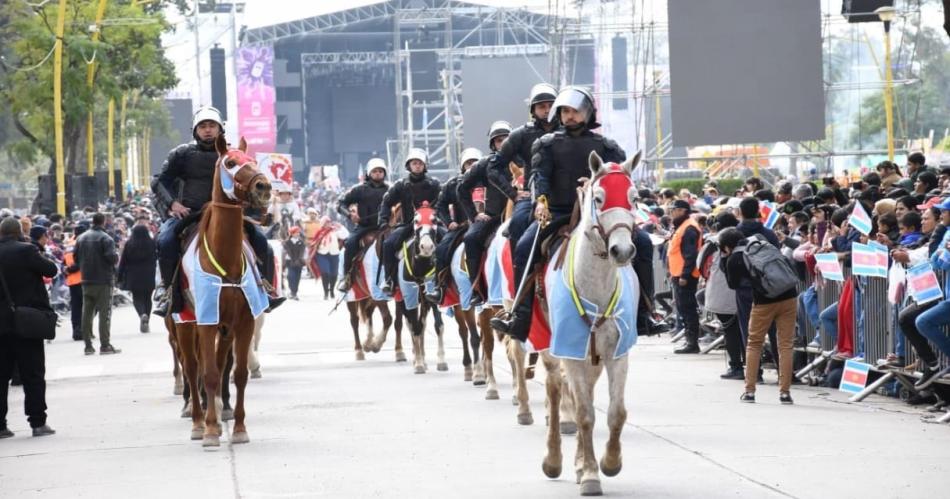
[458, 154, 510, 220]
[74, 226, 118, 285]
[337, 179, 389, 229]
[378, 174, 442, 227]
[703, 239, 737, 315]
[152, 141, 219, 218]
[64, 248, 82, 287]
[737, 220, 780, 248]
[488, 119, 555, 194]
[532, 129, 625, 213]
[116, 226, 157, 292]
[283, 237, 307, 268]
[0, 237, 58, 335]
[724, 244, 798, 305]
[669, 217, 702, 279]
[435, 175, 467, 226]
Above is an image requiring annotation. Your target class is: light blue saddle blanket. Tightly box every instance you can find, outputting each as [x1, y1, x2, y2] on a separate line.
[179, 237, 269, 325]
[545, 253, 639, 361]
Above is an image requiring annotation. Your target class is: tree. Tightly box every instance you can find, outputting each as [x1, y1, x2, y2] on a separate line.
[0, 0, 179, 178]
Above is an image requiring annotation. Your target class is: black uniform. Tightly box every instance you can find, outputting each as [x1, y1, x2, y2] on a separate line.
[379, 174, 442, 285]
[152, 142, 218, 217]
[337, 178, 389, 278]
[458, 154, 510, 280]
[432, 175, 467, 281]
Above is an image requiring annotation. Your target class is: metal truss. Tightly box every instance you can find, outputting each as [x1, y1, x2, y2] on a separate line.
[300, 51, 395, 66]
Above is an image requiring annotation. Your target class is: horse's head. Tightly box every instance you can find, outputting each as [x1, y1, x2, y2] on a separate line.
[214, 135, 271, 209]
[413, 201, 437, 258]
[583, 150, 642, 266]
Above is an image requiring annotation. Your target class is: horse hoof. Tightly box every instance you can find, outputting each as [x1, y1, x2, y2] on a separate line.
[560, 421, 577, 435]
[414, 365, 426, 374]
[173, 382, 184, 396]
[542, 460, 562, 479]
[190, 428, 204, 441]
[517, 413, 534, 426]
[222, 409, 234, 422]
[395, 351, 407, 362]
[600, 457, 622, 477]
[356, 350, 366, 361]
[181, 407, 192, 418]
[485, 388, 499, 400]
[512, 395, 519, 406]
[580, 480, 603, 496]
[250, 369, 262, 379]
[473, 376, 486, 386]
[202, 435, 220, 448]
[437, 362, 448, 371]
[231, 431, 250, 444]
[464, 372, 473, 382]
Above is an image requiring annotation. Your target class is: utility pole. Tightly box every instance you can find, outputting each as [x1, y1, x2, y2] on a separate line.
[85, 0, 109, 176]
[194, 1, 203, 105]
[107, 98, 115, 197]
[54, 0, 68, 214]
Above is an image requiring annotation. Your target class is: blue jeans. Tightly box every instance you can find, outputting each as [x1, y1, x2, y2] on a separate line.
[854, 280, 865, 358]
[915, 299, 950, 358]
[799, 285, 820, 337]
[506, 199, 532, 248]
[894, 302, 906, 358]
[819, 302, 839, 346]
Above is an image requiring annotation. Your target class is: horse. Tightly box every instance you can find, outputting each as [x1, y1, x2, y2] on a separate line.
[170, 135, 273, 447]
[539, 151, 641, 496]
[440, 227, 483, 384]
[393, 202, 447, 374]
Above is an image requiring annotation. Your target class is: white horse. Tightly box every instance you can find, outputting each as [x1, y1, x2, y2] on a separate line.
[540, 151, 641, 496]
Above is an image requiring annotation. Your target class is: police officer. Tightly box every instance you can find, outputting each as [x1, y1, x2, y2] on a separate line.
[492, 87, 625, 341]
[151, 106, 282, 316]
[425, 147, 483, 303]
[336, 158, 390, 293]
[488, 83, 558, 250]
[379, 149, 442, 294]
[451, 121, 512, 306]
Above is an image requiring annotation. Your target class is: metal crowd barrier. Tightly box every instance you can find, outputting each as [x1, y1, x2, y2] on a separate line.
[653, 242, 670, 296]
[859, 275, 892, 365]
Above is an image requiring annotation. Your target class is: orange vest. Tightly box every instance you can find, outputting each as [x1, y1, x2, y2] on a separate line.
[64, 250, 82, 287]
[668, 218, 702, 279]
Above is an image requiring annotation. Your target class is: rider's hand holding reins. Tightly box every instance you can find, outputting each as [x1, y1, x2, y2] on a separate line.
[169, 201, 191, 219]
[534, 196, 550, 227]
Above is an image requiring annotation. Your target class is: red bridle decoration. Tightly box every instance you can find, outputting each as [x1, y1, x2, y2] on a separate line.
[415, 201, 435, 228]
[597, 163, 634, 211]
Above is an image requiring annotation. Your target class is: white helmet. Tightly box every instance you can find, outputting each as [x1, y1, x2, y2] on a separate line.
[366, 157, 388, 177]
[192, 106, 224, 140]
[460, 147, 483, 171]
[404, 148, 428, 171]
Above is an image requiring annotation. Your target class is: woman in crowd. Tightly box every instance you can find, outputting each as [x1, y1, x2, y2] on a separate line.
[116, 223, 157, 333]
[313, 216, 348, 300]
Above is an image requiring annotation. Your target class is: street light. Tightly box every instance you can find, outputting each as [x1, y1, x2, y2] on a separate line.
[875, 5, 896, 162]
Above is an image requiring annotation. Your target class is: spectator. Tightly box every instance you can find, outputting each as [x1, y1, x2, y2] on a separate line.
[719, 227, 798, 405]
[74, 213, 121, 355]
[701, 213, 743, 379]
[116, 224, 157, 333]
[898, 152, 931, 191]
[63, 225, 86, 341]
[793, 183, 814, 201]
[0, 216, 58, 438]
[667, 200, 703, 354]
[913, 171, 939, 203]
[283, 227, 307, 300]
[876, 161, 903, 190]
[314, 216, 348, 300]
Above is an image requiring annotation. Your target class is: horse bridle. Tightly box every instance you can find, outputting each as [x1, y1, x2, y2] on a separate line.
[219, 153, 267, 201]
[584, 173, 638, 260]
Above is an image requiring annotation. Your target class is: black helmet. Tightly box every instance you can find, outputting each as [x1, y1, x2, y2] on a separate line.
[550, 86, 599, 129]
[487, 120, 512, 151]
[528, 83, 557, 115]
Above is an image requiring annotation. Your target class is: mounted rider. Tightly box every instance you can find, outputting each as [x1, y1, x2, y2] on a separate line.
[441, 120, 513, 305]
[492, 86, 626, 341]
[378, 148, 442, 295]
[424, 146, 483, 304]
[151, 106, 284, 317]
[488, 83, 558, 249]
[336, 158, 390, 293]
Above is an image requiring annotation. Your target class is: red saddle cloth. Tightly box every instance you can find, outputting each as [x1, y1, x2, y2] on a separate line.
[527, 262, 552, 352]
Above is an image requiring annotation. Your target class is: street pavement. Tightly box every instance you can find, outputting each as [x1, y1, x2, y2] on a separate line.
[2, 277, 949, 499]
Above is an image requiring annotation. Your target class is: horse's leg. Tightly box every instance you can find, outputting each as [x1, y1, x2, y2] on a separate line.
[371, 301, 392, 353]
[362, 301, 376, 353]
[507, 338, 533, 425]
[465, 309, 485, 386]
[559, 363, 577, 435]
[231, 319, 254, 444]
[348, 302, 365, 361]
[216, 334, 234, 422]
[478, 309, 499, 399]
[600, 355, 629, 478]
[434, 306, 448, 372]
[563, 359, 603, 495]
[394, 302, 406, 362]
[169, 324, 184, 396]
[248, 316, 263, 378]
[197, 326, 221, 447]
[406, 306, 425, 374]
[179, 325, 204, 439]
[453, 306, 472, 379]
[541, 353, 563, 479]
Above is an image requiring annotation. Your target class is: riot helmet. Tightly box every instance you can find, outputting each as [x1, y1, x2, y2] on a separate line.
[487, 120, 512, 152]
[460, 147, 483, 172]
[192, 106, 225, 143]
[550, 86, 599, 130]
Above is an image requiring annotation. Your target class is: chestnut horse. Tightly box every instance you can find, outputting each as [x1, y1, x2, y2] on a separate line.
[171, 135, 272, 447]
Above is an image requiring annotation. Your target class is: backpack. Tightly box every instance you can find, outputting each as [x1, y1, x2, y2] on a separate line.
[736, 234, 798, 299]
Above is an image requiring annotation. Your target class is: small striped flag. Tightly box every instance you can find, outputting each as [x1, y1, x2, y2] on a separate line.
[839, 359, 871, 394]
[761, 201, 780, 229]
[848, 202, 872, 236]
[852, 242, 887, 278]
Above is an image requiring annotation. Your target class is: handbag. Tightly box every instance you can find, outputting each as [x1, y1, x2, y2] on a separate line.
[0, 266, 57, 340]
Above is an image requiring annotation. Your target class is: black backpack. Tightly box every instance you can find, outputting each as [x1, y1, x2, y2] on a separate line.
[735, 234, 798, 298]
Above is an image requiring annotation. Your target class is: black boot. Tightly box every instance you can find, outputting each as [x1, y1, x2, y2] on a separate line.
[424, 286, 443, 305]
[153, 284, 169, 318]
[674, 342, 700, 354]
[492, 300, 531, 342]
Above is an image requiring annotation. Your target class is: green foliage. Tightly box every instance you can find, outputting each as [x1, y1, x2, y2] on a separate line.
[659, 178, 745, 197]
[0, 0, 179, 174]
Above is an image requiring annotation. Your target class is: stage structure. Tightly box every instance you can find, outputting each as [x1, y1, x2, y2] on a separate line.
[242, 0, 591, 181]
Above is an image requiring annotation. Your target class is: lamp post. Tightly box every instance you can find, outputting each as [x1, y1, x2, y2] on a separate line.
[875, 5, 896, 162]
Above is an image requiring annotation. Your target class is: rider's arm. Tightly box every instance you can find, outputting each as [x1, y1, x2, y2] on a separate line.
[457, 165, 481, 222]
[487, 153, 518, 202]
[601, 137, 627, 164]
[337, 185, 359, 219]
[434, 178, 456, 226]
[153, 146, 186, 208]
[531, 135, 554, 202]
[378, 183, 398, 227]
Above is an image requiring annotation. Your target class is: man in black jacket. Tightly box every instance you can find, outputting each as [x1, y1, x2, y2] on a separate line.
[493, 87, 625, 341]
[668, 199, 703, 354]
[425, 147, 483, 304]
[336, 159, 389, 293]
[488, 83, 558, 250]
[74, 213, 120, 355]
[151, 106, 280, 316]
[379, 149, 442, 294]
[0, 217, 58, 438]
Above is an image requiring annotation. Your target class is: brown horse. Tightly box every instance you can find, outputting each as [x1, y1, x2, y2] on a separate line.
[170, 135, 272, 447]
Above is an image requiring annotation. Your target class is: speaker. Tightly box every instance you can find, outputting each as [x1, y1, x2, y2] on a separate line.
[94, 170, 122, 201]
[209, 46, 228, 120]
[841, 0, 894, 23]
[611, 36, 628, 110]
[36, 174, 57, 215]
[69, 175, 98, 210]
